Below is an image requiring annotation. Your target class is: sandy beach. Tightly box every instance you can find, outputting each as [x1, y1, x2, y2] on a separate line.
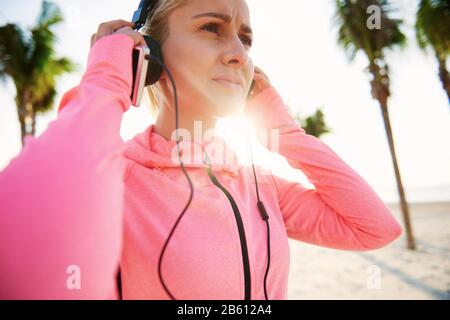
[287, 201, 450, 300]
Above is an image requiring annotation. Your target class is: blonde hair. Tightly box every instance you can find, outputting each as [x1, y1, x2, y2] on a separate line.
[141, 0, 187, 117]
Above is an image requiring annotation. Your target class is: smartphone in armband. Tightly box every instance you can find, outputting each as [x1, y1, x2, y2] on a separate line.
[131, 44, 150, 108]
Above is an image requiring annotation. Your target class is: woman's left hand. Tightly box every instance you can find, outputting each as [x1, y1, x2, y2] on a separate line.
[244, 66, 295, 131]
[247, 66, 272, 101]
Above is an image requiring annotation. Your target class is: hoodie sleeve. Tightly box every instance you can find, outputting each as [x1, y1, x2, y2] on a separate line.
[0, 33, 135, 299]
[244, 86, 403, 251]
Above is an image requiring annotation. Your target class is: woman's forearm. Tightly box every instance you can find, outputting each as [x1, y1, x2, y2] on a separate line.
[246, 87, 402, 250]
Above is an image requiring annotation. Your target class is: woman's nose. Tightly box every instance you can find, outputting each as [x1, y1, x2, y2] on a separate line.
[222, 36, 249, 67]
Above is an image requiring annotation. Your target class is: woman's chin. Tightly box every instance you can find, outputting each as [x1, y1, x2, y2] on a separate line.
[210, 86, 245, 111]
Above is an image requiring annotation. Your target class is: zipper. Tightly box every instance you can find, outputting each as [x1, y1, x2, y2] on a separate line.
[205, 166, 251, 300]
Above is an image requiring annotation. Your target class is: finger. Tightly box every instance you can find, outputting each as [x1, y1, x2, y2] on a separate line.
[114, 26, 131, 34]
[90, 33, 96, 47]
[254, 69, 269, 82]
[95, 24, 112, 39]
[254, 67, 267, 77]
[115, 26, 137, 42]
[105, 19, 135, 32]
[117, 28, 147, 47]
[95, 30, 110, 41]
[133, 34, 147, 47]
[138, 34, 147, 46]
[96, 20, 133, 37]
[253, 73, 267, 81]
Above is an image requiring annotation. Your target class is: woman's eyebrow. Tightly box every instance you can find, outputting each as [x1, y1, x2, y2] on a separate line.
[192, 12, 253, 35]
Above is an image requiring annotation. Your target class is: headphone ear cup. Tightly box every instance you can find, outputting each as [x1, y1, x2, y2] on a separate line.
[143, 35, 164, 85]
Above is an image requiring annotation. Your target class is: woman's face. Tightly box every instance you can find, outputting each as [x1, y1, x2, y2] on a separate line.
[159, 0, 254, 119]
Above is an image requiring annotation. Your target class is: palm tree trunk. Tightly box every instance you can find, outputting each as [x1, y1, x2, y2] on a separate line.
[436, 54, 450, 103]
[379, 99, 416, 250]
[17, 107, 27, 148]
[18, 88, 33, 147]
[31, 110, 37, 136]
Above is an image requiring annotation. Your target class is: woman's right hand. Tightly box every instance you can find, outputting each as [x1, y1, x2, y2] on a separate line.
[90, 20, 147, 49]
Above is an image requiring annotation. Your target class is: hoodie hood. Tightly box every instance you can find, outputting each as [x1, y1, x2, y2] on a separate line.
[123, 124, 244, 174]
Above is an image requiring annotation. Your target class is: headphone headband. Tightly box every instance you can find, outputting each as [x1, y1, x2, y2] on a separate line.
[132, 0, 158, 30]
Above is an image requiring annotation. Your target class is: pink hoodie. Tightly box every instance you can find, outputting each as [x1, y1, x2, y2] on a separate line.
[0, 33, 402, 300]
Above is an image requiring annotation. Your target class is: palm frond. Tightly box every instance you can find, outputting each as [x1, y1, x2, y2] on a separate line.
[37, 0, 63, 29]
[0, 23, 31, 86]
[1, 1, 75, 121]
[416, 0, 450, 59]
[334, 0, 406, 62]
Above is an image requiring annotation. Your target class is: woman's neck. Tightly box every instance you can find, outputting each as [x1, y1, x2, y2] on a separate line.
[153, 106, 218, 143]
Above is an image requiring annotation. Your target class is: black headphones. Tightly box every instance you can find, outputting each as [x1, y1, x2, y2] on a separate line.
[131, 0, 164, 86]
[124, 0, 270, 300]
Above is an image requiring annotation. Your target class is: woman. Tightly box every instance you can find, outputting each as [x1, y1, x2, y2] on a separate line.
[0, 0, 402, 299]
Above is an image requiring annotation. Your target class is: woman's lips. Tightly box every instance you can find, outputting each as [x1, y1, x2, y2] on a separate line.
[213, 79, 243, 91]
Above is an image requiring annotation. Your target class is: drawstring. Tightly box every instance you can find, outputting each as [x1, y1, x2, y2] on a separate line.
[248, 140, 271, 300]
[204, 142, 271, 300]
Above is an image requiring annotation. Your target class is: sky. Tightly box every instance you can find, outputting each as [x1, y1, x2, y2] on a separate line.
[0, 0, 449, 203]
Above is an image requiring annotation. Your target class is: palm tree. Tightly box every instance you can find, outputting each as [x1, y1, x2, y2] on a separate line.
[334, 0, 416, 250]
[0, 1, 76, 146]
[293, 108, 332, 138]
[416, 0, 450, 103]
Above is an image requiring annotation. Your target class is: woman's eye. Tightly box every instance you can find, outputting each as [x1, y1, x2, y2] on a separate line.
[201, 23, 220, 34]
[201, 23, 253, 47]
[240, 36, 253, 47]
